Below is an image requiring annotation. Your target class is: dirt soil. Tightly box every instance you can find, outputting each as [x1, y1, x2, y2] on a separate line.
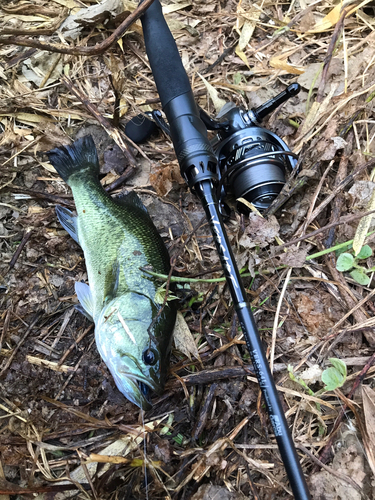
[1, 1, 375, 499]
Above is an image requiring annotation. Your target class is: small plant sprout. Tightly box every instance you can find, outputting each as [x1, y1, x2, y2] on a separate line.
[287, 365, 315, 396]
[321, 358, 347, 391]
[336, 244, 374, 286]
[288, 358, 347, 394]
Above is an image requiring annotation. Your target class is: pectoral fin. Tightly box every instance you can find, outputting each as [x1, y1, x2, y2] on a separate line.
[56, 205, 80, 245]
[75, 282, 94, 320]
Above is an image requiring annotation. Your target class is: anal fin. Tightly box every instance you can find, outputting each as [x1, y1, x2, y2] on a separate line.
[75, 304, 93, 322]
[75, 282, 94, 320]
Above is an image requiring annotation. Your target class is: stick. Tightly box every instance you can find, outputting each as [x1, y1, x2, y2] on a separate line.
[316, 8, 349, 104]
[0, 313, 41, 377]
[0, 0, 156, 56]
[275, 207, 375, 252]
[8, 229, 33, 269]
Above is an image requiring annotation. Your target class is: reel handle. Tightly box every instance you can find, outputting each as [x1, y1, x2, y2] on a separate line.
[251, 83, 301, 122]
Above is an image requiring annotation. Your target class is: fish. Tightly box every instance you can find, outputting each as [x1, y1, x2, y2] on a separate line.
[47, 135, 176, 410]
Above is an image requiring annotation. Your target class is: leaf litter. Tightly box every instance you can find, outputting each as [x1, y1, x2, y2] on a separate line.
[1, 0, 375, 498]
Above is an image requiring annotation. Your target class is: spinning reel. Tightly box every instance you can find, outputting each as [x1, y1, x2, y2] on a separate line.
[125, 83, 300, 213]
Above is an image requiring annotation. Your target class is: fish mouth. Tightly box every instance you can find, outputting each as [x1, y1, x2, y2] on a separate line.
[115, 370, 162, 411]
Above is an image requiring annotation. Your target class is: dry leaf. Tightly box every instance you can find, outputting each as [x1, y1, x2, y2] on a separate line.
[307, 0, 373, 34]
[236, 21, 257, 66]
[275, 246, 308, 268]
[149, 161, 184, 197]
[239, 213, 280, 249]
[56, 419, 164, 492]
[173, 311, 201, 362]
[297, 83, 337, 140]
[59, 0, 124, 39]
[270, 53, 305, 75]
[197, 73, 226, 114]
[162, 2, 191, 14]
[22, 51, 63, 86]
[235, 3, 261, 67]
[353, 187, 375, 256]
[51, 0, 82, 8]
[362, 385, 375, 449]
[0, 112, 55, 125]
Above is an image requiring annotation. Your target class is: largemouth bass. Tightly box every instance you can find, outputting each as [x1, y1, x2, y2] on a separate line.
[48, 135, 176, 410]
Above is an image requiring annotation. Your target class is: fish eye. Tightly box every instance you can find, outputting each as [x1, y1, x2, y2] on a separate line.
[143, 348, 157, 365]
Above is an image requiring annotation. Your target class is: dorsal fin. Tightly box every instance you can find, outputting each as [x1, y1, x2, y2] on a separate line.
[113, 191, 149, 214]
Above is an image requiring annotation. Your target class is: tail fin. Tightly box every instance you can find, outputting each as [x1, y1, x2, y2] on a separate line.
[47, 135, 99, 184]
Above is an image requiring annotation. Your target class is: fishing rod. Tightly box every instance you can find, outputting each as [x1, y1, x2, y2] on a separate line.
[132, 1, 311, 498]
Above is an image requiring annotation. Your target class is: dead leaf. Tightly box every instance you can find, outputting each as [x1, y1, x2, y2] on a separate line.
[297, 10, 316, 32]
[353, 187, 375, 256]
[239, 213, 280, 249]
[59, 0, 124, 40]
[319, 136, 347, 161]
[294, 292, 336, 334]
[362, 385, 375, 451]
[235, 3, 261, 67]
[270, 52, 305, 75]
[349, 181, 375, 209]
[149, 161, 184, 197]
[22, 51, 63, 86]
[162, 2, 191, 14]
[173, 311, 201, 362]
[274, 246, 308, 268]
[197, 73, 226, 114]
[307, 0, 373, 34]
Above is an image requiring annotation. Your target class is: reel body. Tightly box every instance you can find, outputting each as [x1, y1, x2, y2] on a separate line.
[212, 104, 298, 212]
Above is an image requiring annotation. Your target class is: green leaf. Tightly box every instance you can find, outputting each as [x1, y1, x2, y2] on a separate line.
[335, 242, 353, 257]
[350, 268, 371, 286]
[356, 245, 373, 260]
[233, 72, 242, 85]
[173, 433, 185, 445]
[322, 358, 347, 391]
[336, 252, 354, 271]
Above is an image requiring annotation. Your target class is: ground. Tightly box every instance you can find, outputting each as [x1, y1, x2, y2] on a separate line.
[1, 0, 375, 499]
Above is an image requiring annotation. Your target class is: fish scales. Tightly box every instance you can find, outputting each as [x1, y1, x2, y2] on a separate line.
[72, 175, 170, 317]
[48, 135, 176, 410]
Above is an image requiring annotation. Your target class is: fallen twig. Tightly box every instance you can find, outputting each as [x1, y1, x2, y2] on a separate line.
[297, 444, 363, 496]
[0, 0, 156, 56]
[8, 229, 33, 269]
[275, 208, 375, 252]
[325, 133, 352, 247]
[0, 313, 41, 378]
[316, 7, 349, 104]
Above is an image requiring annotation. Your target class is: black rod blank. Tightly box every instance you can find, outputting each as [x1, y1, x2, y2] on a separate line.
[140, 2, 311, 498]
